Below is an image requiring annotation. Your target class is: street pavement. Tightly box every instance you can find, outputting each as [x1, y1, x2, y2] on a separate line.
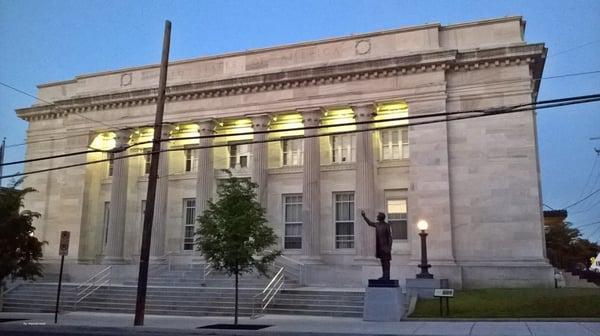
[0, 312, 599, 336]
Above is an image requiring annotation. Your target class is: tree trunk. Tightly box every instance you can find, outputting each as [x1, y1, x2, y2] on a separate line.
[234, 271, 239, 325]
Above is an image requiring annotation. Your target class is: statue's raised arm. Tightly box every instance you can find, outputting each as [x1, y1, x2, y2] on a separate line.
[361, 210, 376, 227]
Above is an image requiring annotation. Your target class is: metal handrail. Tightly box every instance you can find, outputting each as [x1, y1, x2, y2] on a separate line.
[202, 263, 213, 281]
[251, 266, 285, 319]
[74, 266, 111, 309]
[149, 251, 174, 273]
[273, 254, 304, 285]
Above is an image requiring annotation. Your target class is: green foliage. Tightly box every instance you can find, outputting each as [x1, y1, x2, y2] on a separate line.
[546, 220, 600, 269]
[411, 288, 600, 318]
[196, 176, 281, 277]
[0, 179, 46, 287]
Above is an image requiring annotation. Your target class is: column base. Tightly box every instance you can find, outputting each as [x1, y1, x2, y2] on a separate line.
[149, 256, 167, 264]
[354, 256, 379, 265]
[101, 256, 128, 265]
[299, 255, 322, 264]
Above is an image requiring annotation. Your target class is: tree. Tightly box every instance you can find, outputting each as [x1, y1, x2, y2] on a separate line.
[196, 176, 281, 325]
[0, 179, 46, 288]
[546, 220, 599, 270]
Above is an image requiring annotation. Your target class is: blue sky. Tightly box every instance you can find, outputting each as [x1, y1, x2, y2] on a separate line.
[1, 0, 599, 240]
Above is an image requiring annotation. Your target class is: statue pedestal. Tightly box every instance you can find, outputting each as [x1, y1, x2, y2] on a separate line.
[363, 279, 405, 321]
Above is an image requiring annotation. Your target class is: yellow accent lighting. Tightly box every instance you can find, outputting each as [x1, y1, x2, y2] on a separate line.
[374, 101, 409, 128]
[89, 132, 117, 151]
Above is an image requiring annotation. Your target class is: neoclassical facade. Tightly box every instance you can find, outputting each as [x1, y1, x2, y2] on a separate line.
[17, 16, 553, 288]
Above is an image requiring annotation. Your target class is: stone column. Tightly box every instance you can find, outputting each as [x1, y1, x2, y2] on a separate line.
[150, 126, 172, 258]
[353, 103, 377, 262]
[103, 130, 131, 264]
[195, 120, 215, 219]
[300, 108, 322, 262]
[250, 115, 270, 206]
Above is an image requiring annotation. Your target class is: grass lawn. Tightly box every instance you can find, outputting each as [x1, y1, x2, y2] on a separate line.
[410, 288, 600, 318]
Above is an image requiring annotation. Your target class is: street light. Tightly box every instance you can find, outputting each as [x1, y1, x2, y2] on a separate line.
[416, 219, 433, 279]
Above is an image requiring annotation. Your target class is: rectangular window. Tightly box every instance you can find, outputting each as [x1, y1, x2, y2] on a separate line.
[331, 134, 356, 163]
[283, 194, 302, 249]
[143, 148, 151, 175]
[228, 143, 250, 169]
[184, 147, 196, 172]
[334, 192, 354, 248]
[282, 139, 303, 166]
[380, 128, 409, 160]
[107, 153, 115, 177]
[183, 198, 196, 251]
[387, 199, 408, 240]
[103, 201, 110, 246]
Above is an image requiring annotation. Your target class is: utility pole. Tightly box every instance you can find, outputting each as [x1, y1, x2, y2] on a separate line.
[134, 20, 171, 326]
[0, 137, 5, 187]
[591, 136, 600, 156]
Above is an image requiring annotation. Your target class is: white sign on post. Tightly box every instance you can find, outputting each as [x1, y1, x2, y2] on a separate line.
[59, 231, 70, 256]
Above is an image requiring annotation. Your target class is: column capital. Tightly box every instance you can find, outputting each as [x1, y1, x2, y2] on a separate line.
[159, 124, 175, 137]
[298, 107, 325, 126]
[194, 119, 216, 136]
[114, 129, 132, 148]
[351, 102, 377, 122]
[248, 114, 271, 130]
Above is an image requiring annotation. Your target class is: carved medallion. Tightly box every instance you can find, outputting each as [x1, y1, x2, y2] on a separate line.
[355, 39, 371, 55]
[120, 73, 132, 87]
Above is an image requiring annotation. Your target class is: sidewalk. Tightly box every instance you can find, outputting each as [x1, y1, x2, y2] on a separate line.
[0, 311, 599, 336]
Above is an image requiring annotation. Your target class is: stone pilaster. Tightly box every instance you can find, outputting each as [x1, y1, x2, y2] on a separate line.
[250, 115, 270, 206]
[103, 130, 131, 264]
[353, 103, 377, 262]
[300, 108, 323, 262]
[150, 126, 173, 258]
[195, 120, 215, 219]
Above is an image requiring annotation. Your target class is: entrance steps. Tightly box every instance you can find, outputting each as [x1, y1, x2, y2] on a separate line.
[2, 283, 364, 318]
[1, 283, 77, 313]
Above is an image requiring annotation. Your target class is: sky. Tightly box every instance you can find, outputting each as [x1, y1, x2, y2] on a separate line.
[1, 0, 599, 241]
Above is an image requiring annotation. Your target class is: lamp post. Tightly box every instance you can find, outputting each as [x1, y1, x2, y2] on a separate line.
[416, 219, 433, 279]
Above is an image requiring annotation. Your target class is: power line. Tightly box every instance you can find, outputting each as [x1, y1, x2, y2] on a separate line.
[3, 93, 600, 168]
[575, 221, 600, 228]
[3, 95, 600, 180]
[548, 39, 600, 58]
[55, 93, 600, 156]
[543, 203, 555, 210]
[564, 188, 600, 209]
[4, 69, 600, 149]
[0, 81, 119, 129]
[578, 156, 599, 198]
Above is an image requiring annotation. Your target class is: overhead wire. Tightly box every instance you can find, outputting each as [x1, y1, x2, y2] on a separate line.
[2, 94, 600, 179]
[3, 69, 600, 149]
[563, 188, 600, 210]
[0, 81, 121, 130]
[3, 92, 599, 168]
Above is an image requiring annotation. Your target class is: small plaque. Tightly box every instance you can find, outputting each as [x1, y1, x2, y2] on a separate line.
[433, 288, 454, 297]
[59, 231, 70, 256]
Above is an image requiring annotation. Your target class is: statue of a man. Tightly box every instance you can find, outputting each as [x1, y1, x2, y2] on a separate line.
[361, 210, 392, 280]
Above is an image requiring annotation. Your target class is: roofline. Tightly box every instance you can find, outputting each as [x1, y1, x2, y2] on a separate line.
[37, 16, 524, 88]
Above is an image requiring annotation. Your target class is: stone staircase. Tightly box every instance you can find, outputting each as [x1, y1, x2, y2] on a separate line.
[2, 266, 364, 318]
[1, 283, 77, 313]
[123, 264, 298, 288]
[562, 270, 599, 288]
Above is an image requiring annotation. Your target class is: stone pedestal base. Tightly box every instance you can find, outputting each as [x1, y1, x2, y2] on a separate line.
[363, 283, 405, 321]
[100, 256, 128, 265]
[406, 278, 448, 299]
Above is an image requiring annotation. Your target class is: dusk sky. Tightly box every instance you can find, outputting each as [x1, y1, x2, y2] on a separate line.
[1, 1, 599, 241]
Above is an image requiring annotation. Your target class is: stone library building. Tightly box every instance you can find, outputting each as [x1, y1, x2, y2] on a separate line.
[17, 16, 553, 289]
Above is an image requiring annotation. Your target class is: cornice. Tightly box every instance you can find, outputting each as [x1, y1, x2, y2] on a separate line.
[17, 44, 545, 122]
